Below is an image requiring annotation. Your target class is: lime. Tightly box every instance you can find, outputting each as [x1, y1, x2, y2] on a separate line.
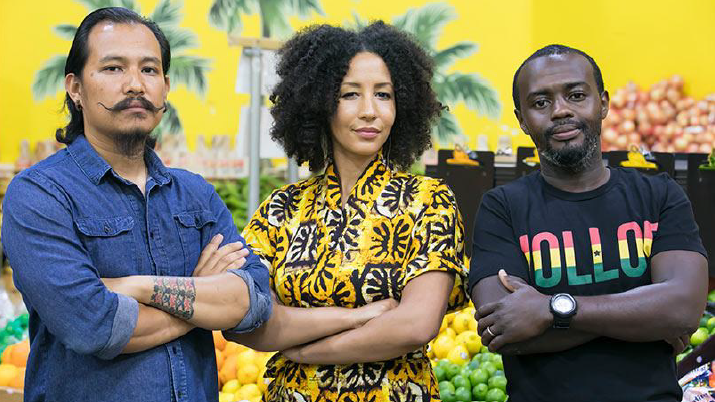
[437, 359, 451, 370]
[439, 381, 455, 395]
[441, 388, 456, 402]
[494, 370, 505, 377]
[482, 361, 497, 377]
[708, 290, 715, 303]
[481, 352, 495, 362]
[445, 363, 461, 380]
[493, 355, 504, 370]
[459, 366, 472, 379]
[691, 327, 710, 346]
[481, 346, 490, 354]
[488, 375, 507, 391]
[434, 366, 446, 382]
[676, 353, 686, 362]
[451, 374, 471, 390]
[455, 386, 472, 402]
[472, 383, 489, 400]
[707, 317, 715, 332]
[469, 368, 489, 385]
[468, 360, 480, 370]
[486, 387, 507, 402]
[700, 315, 710, 328]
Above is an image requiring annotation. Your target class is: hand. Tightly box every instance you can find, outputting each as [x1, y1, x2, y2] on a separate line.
[476, 270, 551, 352]
[665, 334, 690, 355]
[351, 298, 399, 328]
[193, 234, 249, 277]
[282, 344, 306, 363]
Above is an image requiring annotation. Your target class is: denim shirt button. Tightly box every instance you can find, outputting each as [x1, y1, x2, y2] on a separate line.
[103, 225, 111, 234]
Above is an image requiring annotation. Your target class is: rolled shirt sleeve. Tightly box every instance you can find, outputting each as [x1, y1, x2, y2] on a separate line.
[2, 172, 139, 359]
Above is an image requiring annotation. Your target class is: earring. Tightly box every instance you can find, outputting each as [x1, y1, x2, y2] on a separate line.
[75, 101, 82, 111]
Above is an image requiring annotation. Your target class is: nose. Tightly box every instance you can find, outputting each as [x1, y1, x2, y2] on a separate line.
[358, 94, 377, 121]
[123, 67, 145, 96]
[551, 96, 574, 120]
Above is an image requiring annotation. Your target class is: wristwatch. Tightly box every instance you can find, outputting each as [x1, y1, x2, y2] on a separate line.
[550, 293, 577, 329]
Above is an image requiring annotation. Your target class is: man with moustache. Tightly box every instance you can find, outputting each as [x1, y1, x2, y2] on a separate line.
[1, 8, 270, 402]
[468, 45, 707, 401]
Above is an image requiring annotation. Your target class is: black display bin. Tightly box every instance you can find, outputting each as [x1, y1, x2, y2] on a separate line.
[606, 150, 676, 178]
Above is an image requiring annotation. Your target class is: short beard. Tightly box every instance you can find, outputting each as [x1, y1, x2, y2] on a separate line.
[540, 125, 600, 174]
[107, 128, 151, 158]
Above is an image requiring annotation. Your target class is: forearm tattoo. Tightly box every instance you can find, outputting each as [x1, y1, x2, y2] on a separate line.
[149, 277, 196, 320]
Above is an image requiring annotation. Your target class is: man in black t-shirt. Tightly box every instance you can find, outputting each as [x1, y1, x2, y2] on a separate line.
[469, 44, 708, 402]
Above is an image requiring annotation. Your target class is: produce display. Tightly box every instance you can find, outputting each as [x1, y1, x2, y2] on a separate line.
[0, 314, 29, 389]
[602, 75, 715, 153]
[677, 290, 715, 363]
[212, 176, 286, 232]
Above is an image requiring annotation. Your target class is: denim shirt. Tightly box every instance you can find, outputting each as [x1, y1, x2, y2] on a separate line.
[1, 135, 271, 402]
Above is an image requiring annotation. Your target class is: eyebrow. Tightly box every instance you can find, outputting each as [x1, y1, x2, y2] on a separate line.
[526, 81, 590, 99]
[98, 55, 161, 65]
[342, 82, 394, 88]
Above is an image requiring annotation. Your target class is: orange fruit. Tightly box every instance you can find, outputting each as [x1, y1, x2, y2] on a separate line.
[215, 348, 225, 370]
[451, 312, 472, 334]
[432, 335, 456, 359]
[213, 331, 228, 352]
[8, 367, 24, 389]
[443, 327, 457, 339]
[237, 363, 259, 384]
[1, 345, 14, 364]
[0, 364, 18, 387]
[223, 341, 241, 356]
[10, 340, 29, 368]
[218, 354, 238, 385]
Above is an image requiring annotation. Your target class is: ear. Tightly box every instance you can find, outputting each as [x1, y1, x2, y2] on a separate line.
[514, 108, 529, 135]
[65, 73, 82, 106]
[600, 90, 610, 120]
[163, 74, 171, 101]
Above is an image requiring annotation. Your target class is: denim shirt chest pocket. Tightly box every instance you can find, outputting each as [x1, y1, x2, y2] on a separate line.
[173, 210, 217, 276]
[75, 216, 137, 277]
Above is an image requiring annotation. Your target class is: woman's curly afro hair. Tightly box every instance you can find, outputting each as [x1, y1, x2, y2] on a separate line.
[269, 21, 444, 172]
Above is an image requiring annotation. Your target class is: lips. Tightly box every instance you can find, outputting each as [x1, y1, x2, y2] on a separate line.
[354, 128, 380, 139]
[549, 124, 582, 142]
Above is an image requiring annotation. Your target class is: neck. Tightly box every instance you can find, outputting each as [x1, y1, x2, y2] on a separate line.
[332, 148, 377, 207]
[84, 131, 148, 191]
[539, 152, 609, 193]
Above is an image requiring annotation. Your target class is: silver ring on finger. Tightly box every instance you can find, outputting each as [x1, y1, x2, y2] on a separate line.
[486, 326, 496, 337]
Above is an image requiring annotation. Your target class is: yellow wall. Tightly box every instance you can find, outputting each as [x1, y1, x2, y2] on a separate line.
[1, 0, 714, 163]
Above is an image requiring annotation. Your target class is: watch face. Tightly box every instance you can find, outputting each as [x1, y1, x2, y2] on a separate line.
[553, 295, 575, 314]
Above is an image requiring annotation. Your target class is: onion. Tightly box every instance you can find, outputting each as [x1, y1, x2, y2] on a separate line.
[602, 127, 619, 143]
[674, 136, 689, 152]
[650, 87, 665, 102]
[686, 144, 700, 153]
[699, 143, 712, 153]
[628, 133, 641, 145]
[666, 88, 681, 105]
[615, 135, 628, 149]
[621, 120, 636, 133]
[677, 112, 689, 126]
[622, 108, 636, 121]
[669, 75, 684, 90]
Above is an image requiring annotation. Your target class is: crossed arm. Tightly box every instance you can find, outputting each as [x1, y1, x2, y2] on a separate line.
[471, 250, 707, 356]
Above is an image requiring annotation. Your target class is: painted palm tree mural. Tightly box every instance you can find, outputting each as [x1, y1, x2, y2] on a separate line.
[32, 0, 210, 138]
[208, 0, 324, 37]
[353, 3, 500, 142]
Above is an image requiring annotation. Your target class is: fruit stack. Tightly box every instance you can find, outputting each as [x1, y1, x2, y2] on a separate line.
[427, 306, 508, 402]
[676, 290, 715, 363]
[213, 331, 273, 402]
[0, 314, 29, 390]
[601, 76, 715, 153]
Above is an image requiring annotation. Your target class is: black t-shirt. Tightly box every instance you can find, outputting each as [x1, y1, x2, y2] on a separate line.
[468, 167, 707, 402]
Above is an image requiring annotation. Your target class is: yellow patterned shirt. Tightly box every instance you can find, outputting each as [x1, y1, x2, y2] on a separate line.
[242, 155, 468, 402]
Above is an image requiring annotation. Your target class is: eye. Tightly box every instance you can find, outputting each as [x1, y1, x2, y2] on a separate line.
[341, 92, 358, 99]
[142, 67, 159, 74]
[569, 92, 586, 101]
[103, 66, 122, 72]
[376, 92, 392, 100]
[533, 99, 549, 109]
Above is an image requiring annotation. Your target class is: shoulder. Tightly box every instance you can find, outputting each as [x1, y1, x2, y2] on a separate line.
[484, 172, 540, 205]
[5, 150, 75, 204]
[612, 167, 680, 200]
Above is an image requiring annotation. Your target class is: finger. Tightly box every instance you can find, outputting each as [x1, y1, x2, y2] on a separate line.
[477, 314, 497, 337]
[498, 269, 516, 293]
[476, 302, 498, 320]
[205, 242, 245, 270]
[481, 324, 500, 347]
[488, 334, 508, 353]
[196, 234, 224, 268]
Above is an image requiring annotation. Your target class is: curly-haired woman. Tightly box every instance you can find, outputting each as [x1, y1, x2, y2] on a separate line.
[226, 21, 469, 401]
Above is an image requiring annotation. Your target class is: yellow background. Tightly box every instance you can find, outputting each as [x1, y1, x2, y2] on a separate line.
[1, 0, 714, 163]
